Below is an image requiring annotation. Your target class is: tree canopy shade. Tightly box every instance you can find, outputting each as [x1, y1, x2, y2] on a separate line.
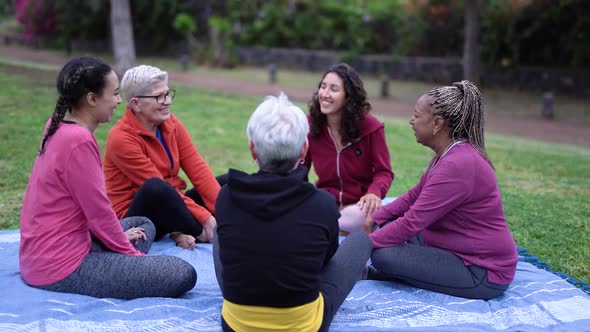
[11, 0, 590, 68]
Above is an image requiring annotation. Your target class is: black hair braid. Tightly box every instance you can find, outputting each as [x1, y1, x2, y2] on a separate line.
[39, 67, 87, 155]
[39, 96, 70, 155]
[38, 56, 112, 155]
[62, 66, 87, 95]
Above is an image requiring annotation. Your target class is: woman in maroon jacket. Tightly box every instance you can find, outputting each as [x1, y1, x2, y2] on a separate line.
[305, 63, 394, 234]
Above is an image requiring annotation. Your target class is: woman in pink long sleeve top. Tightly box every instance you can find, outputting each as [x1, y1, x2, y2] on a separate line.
[19, 56, 196, 299]
[364, 81, 518, 300]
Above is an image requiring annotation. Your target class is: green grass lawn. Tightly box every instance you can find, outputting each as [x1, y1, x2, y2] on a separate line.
[0, 67, 589, 286]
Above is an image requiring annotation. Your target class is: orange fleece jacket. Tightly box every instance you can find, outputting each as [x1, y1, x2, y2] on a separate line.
[103, 107, 220, 224]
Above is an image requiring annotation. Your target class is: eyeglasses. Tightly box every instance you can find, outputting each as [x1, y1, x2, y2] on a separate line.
[135, 89, 175, 104]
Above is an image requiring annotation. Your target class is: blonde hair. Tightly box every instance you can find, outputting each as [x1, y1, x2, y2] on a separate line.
[427, 80, 491, 166]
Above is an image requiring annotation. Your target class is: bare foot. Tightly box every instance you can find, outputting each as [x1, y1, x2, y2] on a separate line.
[170, 232, 196, 250]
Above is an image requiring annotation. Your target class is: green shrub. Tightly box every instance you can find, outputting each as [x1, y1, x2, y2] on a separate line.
[173, 12, 196, 34]
[12, 0, 589, 68]
[481, 0, 590, 67]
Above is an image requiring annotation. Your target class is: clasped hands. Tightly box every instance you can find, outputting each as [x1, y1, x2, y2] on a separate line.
[125, 227, 147, 245]
[357, 193, 379, 234]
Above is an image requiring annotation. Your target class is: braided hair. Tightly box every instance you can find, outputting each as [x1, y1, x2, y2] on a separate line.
[427, 80, 492, 166]
[309, 63, 371, 145]
[39, 56, 112, 155]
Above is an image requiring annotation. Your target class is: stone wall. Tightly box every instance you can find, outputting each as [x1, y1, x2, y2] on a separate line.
[235, 47, 589, 97]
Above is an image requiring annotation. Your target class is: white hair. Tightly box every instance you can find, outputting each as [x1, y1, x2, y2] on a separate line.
[120, 65, 168, 102]
[247, 92, 309, 173]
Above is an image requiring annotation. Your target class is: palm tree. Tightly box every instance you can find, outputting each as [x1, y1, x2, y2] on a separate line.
[110, 0, 136, 76]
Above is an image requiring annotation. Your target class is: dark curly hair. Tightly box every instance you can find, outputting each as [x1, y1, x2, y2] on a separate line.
[39, 56, 112, 155]
[308, 63, 371, 145]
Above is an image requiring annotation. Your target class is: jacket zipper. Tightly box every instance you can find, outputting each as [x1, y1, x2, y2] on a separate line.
[327, 128, 351, 207]
[147, 128, 174, 175]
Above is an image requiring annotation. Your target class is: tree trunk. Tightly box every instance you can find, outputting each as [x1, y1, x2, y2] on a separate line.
[208, 25, 227, 67]
[110, 0, 136, 76]
[463, 0, 480, 85]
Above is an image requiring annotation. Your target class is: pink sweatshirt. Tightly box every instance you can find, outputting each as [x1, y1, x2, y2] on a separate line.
[20, 121, 142, 286]
[370, 142, 518, 284]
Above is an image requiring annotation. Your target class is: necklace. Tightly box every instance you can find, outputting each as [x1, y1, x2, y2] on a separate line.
[427, 140, 463, 178]
[440, 140, 462, 159]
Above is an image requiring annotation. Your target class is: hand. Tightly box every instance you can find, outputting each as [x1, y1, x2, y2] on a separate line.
[362, 215, 376, 234]
[201, 215, 217, 243]
[170, 232, 196, 250]
[125, 227, 147, 245]
[357, 193, 382, 217]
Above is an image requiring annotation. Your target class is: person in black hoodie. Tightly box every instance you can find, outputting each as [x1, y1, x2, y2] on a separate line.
[213, 92, 373, 332]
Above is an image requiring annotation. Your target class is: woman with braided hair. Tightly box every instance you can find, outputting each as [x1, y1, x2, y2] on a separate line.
[19, 56, 196, 299]
[363, 81, 518, 300]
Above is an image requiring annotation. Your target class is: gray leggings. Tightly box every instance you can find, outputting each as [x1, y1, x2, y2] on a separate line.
[370, 234, 509, 300]
[36, 217, 197, 299]
[213, 231, 373, 332]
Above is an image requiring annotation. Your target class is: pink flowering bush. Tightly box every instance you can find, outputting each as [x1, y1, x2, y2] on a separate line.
[15, 0, 59, 44]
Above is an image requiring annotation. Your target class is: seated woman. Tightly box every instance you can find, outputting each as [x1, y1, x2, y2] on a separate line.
[305, 63, 394, 234]
[19, 56, 196, 299]
[103, 65, 219, 249]
[364, 81, 518, 300]
[213, 93, 372, 332]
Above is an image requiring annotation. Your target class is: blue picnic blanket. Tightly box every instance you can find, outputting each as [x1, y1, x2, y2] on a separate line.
[1, 228, 589, 332]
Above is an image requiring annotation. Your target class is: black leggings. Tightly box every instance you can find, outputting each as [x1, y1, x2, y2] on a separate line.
[370, 234, 509, 300]
[124, 178, 204, 240]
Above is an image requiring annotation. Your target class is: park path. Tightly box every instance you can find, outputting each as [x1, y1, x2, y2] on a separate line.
[1, 44, 588, 148]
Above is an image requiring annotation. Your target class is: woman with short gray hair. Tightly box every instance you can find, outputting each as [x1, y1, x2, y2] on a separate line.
[213, 93, 372, 331]
[245, 93, 310, 173]
[103, 65, 219, 249]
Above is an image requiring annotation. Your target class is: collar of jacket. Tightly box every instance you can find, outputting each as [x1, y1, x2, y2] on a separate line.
[120, 106, 176, 138]
[321, 113, 384, 141]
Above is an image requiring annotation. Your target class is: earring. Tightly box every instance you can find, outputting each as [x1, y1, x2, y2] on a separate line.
[299, 159, 305, 165]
